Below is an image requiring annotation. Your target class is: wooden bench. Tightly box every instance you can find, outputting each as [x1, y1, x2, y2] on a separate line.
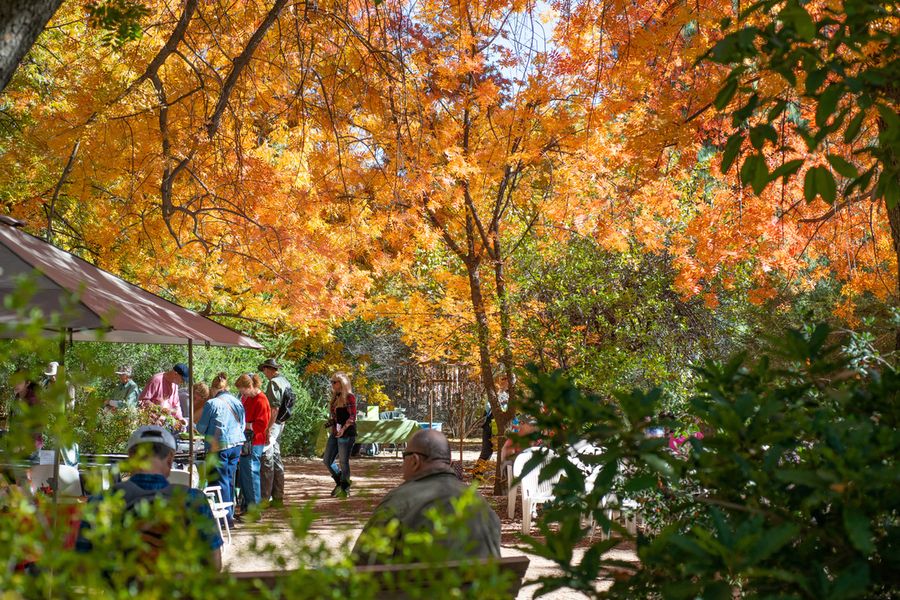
[232, 555, 531, 598]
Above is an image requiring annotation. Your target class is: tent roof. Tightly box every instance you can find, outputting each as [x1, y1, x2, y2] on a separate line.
[0, 220, 261, 348]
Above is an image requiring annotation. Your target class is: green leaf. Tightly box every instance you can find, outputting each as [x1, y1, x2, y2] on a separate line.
[746, 523, 801, 565]
[843, 508, 874, 555]
[715, 78, 739, 110]
[741, 154, 770, 194]
[827, 154, 858, 179]
[816, 85, 842, 128]
[843, 111, 865, 143]
[734, 93, 760, 124]
[750, 124, 778, 150]
[703, 581, 733, 600]
[804, 169, 817, 202]
[876, 173, 900, 208]
[623, 473, 659, 493]
[770, 159, 804, 183]
[641, 453, 676, 480]
[805, 69, 828, 95]
[721, 133, 743, 173]
[780, 1, 816, 41]
[767, 99, 788, 122]
[875, 102, 900, 131]
[815, 166, 837, 203]
[828, 561, 871, 600]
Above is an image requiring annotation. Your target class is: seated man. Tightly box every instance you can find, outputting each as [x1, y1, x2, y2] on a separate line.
[76, 425, 223, 572]
[353, 429, 501, 565]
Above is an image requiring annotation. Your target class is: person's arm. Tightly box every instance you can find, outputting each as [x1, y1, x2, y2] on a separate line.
[125, 382, 139, 406]
[260, 396, 272, 439]
[170, 389, 185, 424]
[346, 393, 357, 426]
[196, 402, 212, 435]
[138, 378, 158, 406]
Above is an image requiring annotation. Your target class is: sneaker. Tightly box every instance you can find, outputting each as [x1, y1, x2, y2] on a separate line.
[330, 485, 340, 497]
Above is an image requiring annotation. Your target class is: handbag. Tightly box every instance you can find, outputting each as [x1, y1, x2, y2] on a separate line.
[240, 428, 254, 456]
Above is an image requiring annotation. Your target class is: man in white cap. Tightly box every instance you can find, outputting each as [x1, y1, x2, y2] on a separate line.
[76, 425, 223, 570]
[42, 360, 76, 410]
[41, 361, 59, 387]
[107, 365, 139, 409]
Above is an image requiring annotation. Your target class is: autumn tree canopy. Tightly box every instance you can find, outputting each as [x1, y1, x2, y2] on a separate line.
[0, 0, 896, 370]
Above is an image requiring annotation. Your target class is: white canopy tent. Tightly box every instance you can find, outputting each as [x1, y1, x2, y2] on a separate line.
[0, 216, 262, 487]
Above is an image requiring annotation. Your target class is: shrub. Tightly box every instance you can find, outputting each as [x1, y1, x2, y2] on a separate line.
[280, 384, 328, 457]
[521, 324, 900, 599]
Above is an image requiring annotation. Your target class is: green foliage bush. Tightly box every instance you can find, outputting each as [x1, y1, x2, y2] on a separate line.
[280, 384, 327, 457]
[520, 324, 899, 599]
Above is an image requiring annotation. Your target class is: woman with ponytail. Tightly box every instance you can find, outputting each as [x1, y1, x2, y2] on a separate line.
[235, 373, 270, 513]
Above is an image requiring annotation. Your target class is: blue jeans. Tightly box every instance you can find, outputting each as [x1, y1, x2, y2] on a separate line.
[239, 444, 264, 510]
[323, 434, 355, 487]
[212, 445, 241, 520]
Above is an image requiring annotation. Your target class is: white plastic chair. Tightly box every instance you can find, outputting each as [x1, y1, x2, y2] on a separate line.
[506, 462, 517, 518]
[513, 447, 561, 534]
[203, 485, 233, 545]
[168, 468, 199, 488]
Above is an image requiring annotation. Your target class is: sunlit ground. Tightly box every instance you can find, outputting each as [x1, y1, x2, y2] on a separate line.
[224, 451, 638, 599]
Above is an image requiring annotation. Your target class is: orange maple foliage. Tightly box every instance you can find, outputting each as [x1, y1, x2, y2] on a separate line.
[0, 0, 893, 353]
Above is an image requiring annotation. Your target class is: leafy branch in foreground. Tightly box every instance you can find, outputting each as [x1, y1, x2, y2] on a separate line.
[520, 323, 899, 599]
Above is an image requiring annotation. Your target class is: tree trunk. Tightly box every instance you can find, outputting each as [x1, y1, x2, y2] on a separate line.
[0, 0, 64, 93]
[491, 238, 515, 494]
[881, 112, 900, 353]
[886, 198, 900, 352]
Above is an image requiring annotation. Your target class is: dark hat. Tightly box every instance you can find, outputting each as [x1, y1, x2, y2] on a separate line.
[173, 363, 190, 381]
[258, 358, 281, 371]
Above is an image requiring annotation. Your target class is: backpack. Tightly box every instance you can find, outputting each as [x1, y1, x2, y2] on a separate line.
[275, 384, 296, 424]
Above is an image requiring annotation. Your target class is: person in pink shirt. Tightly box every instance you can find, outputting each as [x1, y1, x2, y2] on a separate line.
[139, 363, 189, 430]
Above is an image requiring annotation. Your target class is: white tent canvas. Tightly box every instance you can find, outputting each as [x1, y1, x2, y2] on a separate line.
[0, 217, 260, 348]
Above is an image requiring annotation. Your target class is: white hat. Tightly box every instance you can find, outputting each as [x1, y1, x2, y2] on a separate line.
[44, 361, 59, 377]
[126, 426, 177, 453]
[115, 364, 133, 376]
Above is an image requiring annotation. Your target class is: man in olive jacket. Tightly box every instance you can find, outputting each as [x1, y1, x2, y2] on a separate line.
[353, 429, 501, 564]
[258, 358, 294, 507]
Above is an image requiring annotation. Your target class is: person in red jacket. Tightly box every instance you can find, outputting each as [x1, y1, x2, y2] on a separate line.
[235, 373, 271, 516]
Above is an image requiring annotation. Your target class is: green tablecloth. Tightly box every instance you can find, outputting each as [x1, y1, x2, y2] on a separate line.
[315, 419, 421, 455]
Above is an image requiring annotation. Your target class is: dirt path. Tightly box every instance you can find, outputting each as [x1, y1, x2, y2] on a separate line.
[223, 453, 636, 599]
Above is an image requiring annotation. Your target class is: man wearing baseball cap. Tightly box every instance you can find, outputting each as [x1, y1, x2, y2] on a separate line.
[76, 425, 223, 570]
[107, 365, 139, 409]
[139, 364, 190, 430]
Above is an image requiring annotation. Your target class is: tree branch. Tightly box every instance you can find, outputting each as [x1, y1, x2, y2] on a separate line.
[206, 0, 291, 139]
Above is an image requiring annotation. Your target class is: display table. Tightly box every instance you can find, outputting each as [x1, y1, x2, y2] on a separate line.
[315, 419, 421, 456]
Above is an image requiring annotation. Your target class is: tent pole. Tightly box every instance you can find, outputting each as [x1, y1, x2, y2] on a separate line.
[188, 339, 194, 485]
[51, 329, 68, 527]
[459, 388, 464, 464]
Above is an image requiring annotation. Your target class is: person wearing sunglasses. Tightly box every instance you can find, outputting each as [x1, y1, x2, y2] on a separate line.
[352, 429, 501, 564]
[323, 372, 357, 497]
